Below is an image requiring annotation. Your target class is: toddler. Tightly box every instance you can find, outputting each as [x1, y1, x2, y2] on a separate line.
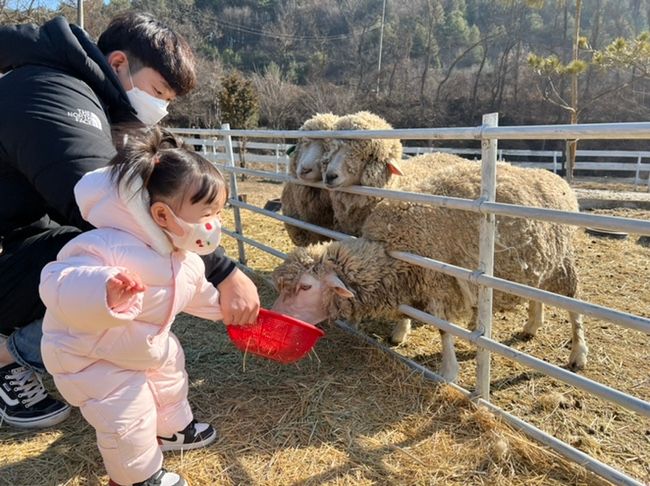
[40, 128, 240, 486]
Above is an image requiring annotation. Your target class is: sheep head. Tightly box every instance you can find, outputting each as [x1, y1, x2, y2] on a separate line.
[323, 111, 403, 189]
[290, 113, 340, 182]
[271, 243, 354, 324]
[293, 139, 331, 182]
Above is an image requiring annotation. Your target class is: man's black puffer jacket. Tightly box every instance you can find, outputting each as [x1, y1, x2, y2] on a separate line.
[0, 16, 235, 283]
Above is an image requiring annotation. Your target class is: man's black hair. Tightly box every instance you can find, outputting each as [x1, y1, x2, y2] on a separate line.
[98, 12, 196, 96]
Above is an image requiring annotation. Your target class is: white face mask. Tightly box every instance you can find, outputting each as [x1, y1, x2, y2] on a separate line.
[126, 67, 169, 126]
[163, 208, 222, 255]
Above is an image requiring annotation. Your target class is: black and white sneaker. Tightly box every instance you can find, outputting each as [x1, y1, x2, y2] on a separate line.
[109, 468, 187, 486]
[157, 419, 217, 452]
[0, 362, 71, 428]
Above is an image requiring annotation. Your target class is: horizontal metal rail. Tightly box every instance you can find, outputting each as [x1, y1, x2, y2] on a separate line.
[216, 164, 650, 236]
[228, 199, 354, 242]
[399, 305, 650, 417]
[177, 131, 650, 161]
[391, 251, 650, 334]
[477, 399, 644, 486]
[221, 227, 287, 260]
[226, 197, 650, 336]
[333, 320, 644, 486]
[173, 121, 650, 140]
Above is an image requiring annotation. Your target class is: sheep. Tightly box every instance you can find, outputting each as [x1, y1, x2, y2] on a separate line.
[321, 111, 403, 236]
[271, 160, 587, 382]
[323, 111, 467, 236]
[281, 113, 339, 246]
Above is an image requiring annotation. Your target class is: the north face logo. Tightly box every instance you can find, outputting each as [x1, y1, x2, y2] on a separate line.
[67, 109, 102, 130]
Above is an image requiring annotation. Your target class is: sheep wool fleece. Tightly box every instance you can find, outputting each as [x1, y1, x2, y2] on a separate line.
[39, 167, 223, 485]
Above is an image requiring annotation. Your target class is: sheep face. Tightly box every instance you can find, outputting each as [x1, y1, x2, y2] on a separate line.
[323, 141, 358, 188]
[323, 139, 401, 189]
[295, 139, 329, 182]
[271, 251, 354, 324]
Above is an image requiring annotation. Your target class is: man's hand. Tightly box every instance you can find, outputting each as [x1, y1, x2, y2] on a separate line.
[217, 268, 260, 325]
[107, 270, 145, 310]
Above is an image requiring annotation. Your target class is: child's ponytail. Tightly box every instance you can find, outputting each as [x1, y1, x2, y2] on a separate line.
[110, 127, 187, 193]
[109, 126, 227, 208]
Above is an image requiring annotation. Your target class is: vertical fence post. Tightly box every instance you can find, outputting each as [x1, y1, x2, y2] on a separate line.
[476, 113, 498, 401]
[635, 155, 642, 187]
[222, 123, 247, 265]
[553, 152, 558, 174]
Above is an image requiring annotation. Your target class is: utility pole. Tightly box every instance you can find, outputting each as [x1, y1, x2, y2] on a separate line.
[376, 0, 387, 96]
[77, 0, 84, 29]
[566, 0, 582, 183]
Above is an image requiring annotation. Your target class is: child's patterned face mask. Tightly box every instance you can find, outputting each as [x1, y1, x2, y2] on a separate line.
[162, 206, 221, 255]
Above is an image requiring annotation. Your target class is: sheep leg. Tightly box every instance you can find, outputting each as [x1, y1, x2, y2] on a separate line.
[438, 330, 459, 382]
[545, 257, 587, 371]
[391, 318, 412, 345]
[522, 300, 544, 337]
[568, 312, 588, 371]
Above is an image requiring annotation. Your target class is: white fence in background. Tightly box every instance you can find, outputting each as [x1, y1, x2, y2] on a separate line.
[171, 127, 650, 187]
[176, 119, 650, 486]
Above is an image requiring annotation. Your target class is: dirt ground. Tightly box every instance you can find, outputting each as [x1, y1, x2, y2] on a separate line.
[0, 177, 648, 485]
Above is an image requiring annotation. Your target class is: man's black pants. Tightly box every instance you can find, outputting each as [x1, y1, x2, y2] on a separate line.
[0, 223, 81, 335]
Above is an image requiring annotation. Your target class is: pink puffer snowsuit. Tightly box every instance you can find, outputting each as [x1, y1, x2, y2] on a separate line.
[40, 166, 223, 485]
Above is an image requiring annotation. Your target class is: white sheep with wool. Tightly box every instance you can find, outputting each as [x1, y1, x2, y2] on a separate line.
[281, 113, 339, 246]
[272, 161, 587, 382]
[323, 111, 467, 236]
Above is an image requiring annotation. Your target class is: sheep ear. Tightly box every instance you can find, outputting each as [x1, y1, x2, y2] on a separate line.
[324, 273, 354, 299]
[387, 159, 403, 175]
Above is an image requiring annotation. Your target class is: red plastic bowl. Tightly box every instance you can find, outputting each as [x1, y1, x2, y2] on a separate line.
[226, 308, 325, 364]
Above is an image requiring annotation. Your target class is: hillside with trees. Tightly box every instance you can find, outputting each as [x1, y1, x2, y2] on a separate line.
[4, 0, 650, 148]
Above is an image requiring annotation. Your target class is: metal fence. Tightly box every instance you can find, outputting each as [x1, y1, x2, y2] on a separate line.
[172, 127, 650, 188]
[174, 117, 650, 485]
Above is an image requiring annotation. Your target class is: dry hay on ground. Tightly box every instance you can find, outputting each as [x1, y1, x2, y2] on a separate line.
[1, 178, 647, 485]
[227, 179, 650, 483]
[572, 180, 649, 193]
[0, 326, 604, 486]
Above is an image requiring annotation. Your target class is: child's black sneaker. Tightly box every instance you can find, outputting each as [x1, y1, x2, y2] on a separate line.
[0, 362, 70, 428]
[108, 468, 187, 486]
[157, 419, 217, 451]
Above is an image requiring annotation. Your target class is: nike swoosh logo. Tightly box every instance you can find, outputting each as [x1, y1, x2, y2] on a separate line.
[0, 387, 19, 407]
[158, 433, 180, 442]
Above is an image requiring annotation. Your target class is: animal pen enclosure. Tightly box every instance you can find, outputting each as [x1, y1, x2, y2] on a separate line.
[174, 116, 650, 485]
[2, 119, 649, 486]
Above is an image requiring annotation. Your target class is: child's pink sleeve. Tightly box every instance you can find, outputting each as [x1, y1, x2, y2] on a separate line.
[183, 276, 223, 322]
[39, 233, 143, 331]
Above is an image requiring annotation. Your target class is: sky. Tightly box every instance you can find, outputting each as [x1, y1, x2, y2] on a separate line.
[7, 0, 110, 9]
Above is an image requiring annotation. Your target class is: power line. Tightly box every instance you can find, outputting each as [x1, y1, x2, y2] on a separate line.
[214, 17, 380, 42]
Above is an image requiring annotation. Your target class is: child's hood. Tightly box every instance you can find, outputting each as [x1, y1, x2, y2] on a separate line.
[74, 166, 174, 255]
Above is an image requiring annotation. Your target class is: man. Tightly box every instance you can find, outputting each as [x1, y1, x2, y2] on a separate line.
[0, 12, 259, 429]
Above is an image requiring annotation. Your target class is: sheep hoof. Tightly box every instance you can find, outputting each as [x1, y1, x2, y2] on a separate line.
[390, 332, 407, 345]
[520, 331, 535, 341]
[390, 321, 411, 345]
[568, 351, 588, 371]
[439, 363, 459, 383]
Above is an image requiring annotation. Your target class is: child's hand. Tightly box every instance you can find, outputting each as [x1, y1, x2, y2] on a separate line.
[106, 270, 146, 309]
